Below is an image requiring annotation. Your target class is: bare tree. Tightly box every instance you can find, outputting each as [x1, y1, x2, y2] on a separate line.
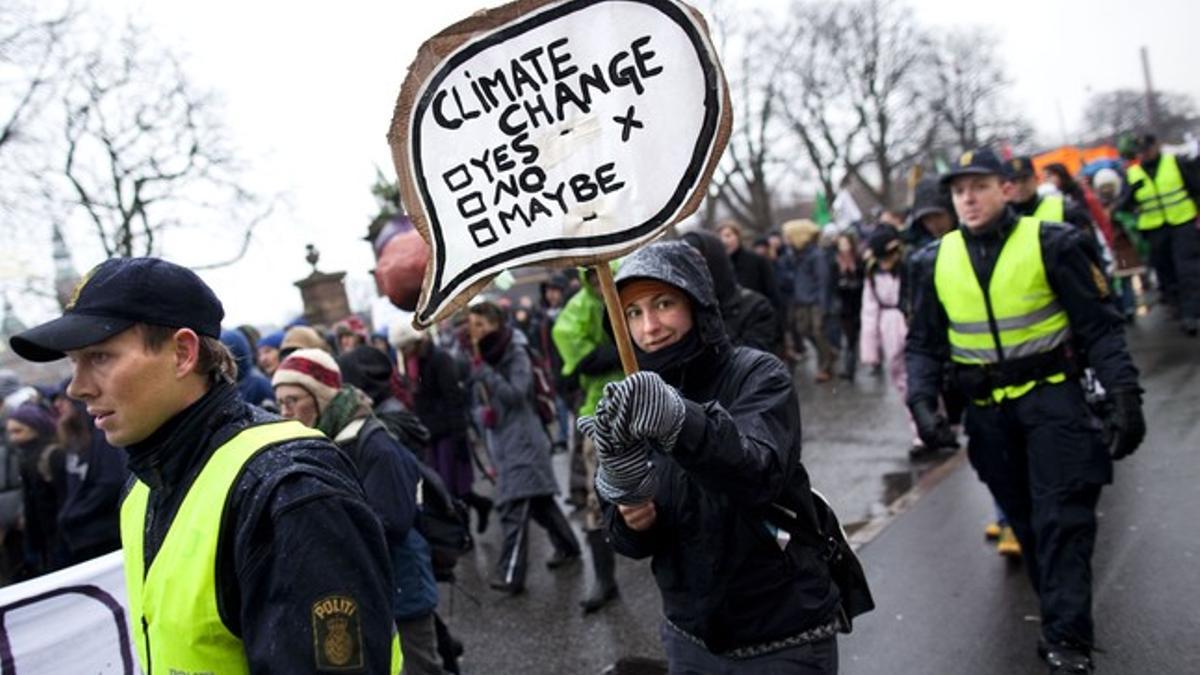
[1083, 89, 1198, 144]
[835, 0, 936, 207]
[704, 4, 796, 233]
[0, 3, 73, 157]
[54, 22, 271, 267]
[775, 2, 865, 201]
[924, 28, 1033, 153]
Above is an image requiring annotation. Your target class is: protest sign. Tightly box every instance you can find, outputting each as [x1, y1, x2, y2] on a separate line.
[390, 0, 731, 328]
[0, 552, 138, 674]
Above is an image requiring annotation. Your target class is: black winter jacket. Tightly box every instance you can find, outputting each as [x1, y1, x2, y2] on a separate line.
[605, 241, 839, 655]
[411, 343, 470, 441]
[122, 382, 396, 674]
[905, 207, 1140, 407]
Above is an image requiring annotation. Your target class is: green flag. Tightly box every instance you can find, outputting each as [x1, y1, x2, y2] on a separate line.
[813, 191, 831, 226]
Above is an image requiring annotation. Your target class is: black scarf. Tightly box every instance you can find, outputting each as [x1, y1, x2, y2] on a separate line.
[478, 325, 513, 366]
[634, 328, 704, 386]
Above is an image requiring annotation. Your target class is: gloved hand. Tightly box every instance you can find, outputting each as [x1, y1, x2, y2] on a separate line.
[909, 398, 958, 450]
[578, 415, 657, 504]
[1107, 389, 1146, 460]
[594, 372, 686, 452]
[577, 343, 620, 376]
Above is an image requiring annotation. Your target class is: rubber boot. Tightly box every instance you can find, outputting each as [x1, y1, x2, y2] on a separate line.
[581, 529, 619, 614]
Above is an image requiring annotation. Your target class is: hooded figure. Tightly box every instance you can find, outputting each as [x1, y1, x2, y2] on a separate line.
[580, 241, 841, 669]
[219, 329, 275, 407]
[682, 230, 777, 352]
[905, 178, 957, 250]
[782, 219, 836, 380]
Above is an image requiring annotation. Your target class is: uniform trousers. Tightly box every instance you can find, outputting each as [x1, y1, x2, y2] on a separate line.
[963, 379, 1111, 645]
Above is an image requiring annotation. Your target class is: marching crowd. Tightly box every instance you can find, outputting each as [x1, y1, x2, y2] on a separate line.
[0, 132, 1194, 674]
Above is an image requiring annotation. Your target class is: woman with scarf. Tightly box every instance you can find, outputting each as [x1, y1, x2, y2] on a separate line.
[832, 232, 865, 379]
[272, 349, 443, 675]
[466, 301, 580, 595]
[579, 241, 842, 673]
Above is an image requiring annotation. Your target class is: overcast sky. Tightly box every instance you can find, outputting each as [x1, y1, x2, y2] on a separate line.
[40, 0, 1200, 328]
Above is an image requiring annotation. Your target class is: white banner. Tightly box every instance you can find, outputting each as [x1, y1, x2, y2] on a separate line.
[0, 552, 139, 674]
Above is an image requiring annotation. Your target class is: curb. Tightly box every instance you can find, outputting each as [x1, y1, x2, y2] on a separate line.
[847, 449, 967, 552]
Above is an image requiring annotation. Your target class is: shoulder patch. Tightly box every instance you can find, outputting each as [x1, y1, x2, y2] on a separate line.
[312, 595, 364, 671]
[1089, 264, 1110, 298]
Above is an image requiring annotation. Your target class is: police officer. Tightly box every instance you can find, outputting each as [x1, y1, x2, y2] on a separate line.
[1120, 134, 1200, 336]
[905, 149, 1146, 674]
[9, 258, 401, 674]
[1007, 156, 1094, 229]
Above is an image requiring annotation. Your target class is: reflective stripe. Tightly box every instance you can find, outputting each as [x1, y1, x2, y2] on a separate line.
[949, 301, 1065, 335]
[1002, 327, 1069, 359]
[950, 327, 1068, 363]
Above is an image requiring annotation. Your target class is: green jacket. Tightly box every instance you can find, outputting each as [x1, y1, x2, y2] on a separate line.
[551, 271, 623, 417]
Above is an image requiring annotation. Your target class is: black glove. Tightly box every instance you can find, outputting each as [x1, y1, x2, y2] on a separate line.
[909, 398, 958, 450]
[1107, 389, 1146, 460]
[577, 343, 620, 376]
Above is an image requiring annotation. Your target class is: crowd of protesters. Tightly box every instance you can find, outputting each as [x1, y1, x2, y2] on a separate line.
[0, 130, 1192, 674]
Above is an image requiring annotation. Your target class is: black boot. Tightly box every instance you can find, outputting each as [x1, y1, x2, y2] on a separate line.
[464, 492, 493, 534]
[581, 530, 619, 614]
[434, 613, 463, 674]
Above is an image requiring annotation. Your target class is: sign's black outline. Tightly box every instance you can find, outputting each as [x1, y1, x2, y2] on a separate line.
[410, 0, 722, 323]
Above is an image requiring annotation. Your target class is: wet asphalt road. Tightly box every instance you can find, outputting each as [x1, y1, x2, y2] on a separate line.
[437, 311, 1196, 674]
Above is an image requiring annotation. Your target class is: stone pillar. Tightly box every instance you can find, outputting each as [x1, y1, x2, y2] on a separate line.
[294, 271, 351, 326]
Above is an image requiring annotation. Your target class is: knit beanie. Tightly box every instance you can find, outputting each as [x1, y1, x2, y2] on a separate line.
[336, 346, 395, 406]
[280, 326, 330, 356]
[9, 402, 58, 439]
[272, 348, 342, 413]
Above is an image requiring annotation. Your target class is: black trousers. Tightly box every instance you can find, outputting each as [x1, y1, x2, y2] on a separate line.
[1145, 221, 1200, 320]
[494, 495, 580, 589]
[963, 380, 1111, 645]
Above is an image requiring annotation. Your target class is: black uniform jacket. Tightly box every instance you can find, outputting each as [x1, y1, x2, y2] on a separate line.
[905, 208, 1140, 407]
[123, 382, 396, 674]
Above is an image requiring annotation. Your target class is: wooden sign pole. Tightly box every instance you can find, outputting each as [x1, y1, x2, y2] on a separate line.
[593, 263, 639, 376]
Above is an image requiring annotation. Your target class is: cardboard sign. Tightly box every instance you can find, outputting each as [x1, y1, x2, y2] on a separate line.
[390, 0, 731, 327]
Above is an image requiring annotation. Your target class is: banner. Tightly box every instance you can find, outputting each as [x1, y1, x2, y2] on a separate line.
[390, 0, 731, 327]
[0, 552, 138, 674]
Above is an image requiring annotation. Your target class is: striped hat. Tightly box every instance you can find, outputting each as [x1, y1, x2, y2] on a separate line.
[271, 348, 342, 413]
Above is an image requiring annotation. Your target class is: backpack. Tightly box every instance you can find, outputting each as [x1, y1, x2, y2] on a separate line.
[764, 488, 875, 631]
[353, 418, 472, 582]
[525, 345, 558, 426]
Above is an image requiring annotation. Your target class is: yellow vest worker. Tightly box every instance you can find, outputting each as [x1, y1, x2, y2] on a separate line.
[1126, 153, 1198, 230]
[121, 421, 402, 675]
[7, 256, 404, 674]
[904, 147, 1146, 673]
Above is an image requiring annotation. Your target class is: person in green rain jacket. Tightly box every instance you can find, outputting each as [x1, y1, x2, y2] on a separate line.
[551, 267, 624, 613]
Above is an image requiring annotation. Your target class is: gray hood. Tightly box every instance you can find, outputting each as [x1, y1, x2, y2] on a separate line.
[614, 240, 727, 350]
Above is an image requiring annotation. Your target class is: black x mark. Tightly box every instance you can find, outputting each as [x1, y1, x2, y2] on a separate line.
[612, 105, 644, 142]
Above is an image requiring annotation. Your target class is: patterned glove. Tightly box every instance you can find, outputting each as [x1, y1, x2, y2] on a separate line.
[594, 372, 686, 453]
[577, 415, 657, 505]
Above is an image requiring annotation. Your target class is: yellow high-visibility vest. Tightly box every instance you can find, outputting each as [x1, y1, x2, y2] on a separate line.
[120, 420, 402, 674]
[1033, 195, 1064, 222]
[1127, 153, 1198, 230]
[934, 217, 1070, 402]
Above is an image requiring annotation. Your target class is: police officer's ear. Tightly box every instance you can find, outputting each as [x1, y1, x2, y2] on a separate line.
[169, 328, 204, 381]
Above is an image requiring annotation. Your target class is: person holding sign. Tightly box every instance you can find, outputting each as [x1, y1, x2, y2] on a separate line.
[578, 242, 843, 673]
